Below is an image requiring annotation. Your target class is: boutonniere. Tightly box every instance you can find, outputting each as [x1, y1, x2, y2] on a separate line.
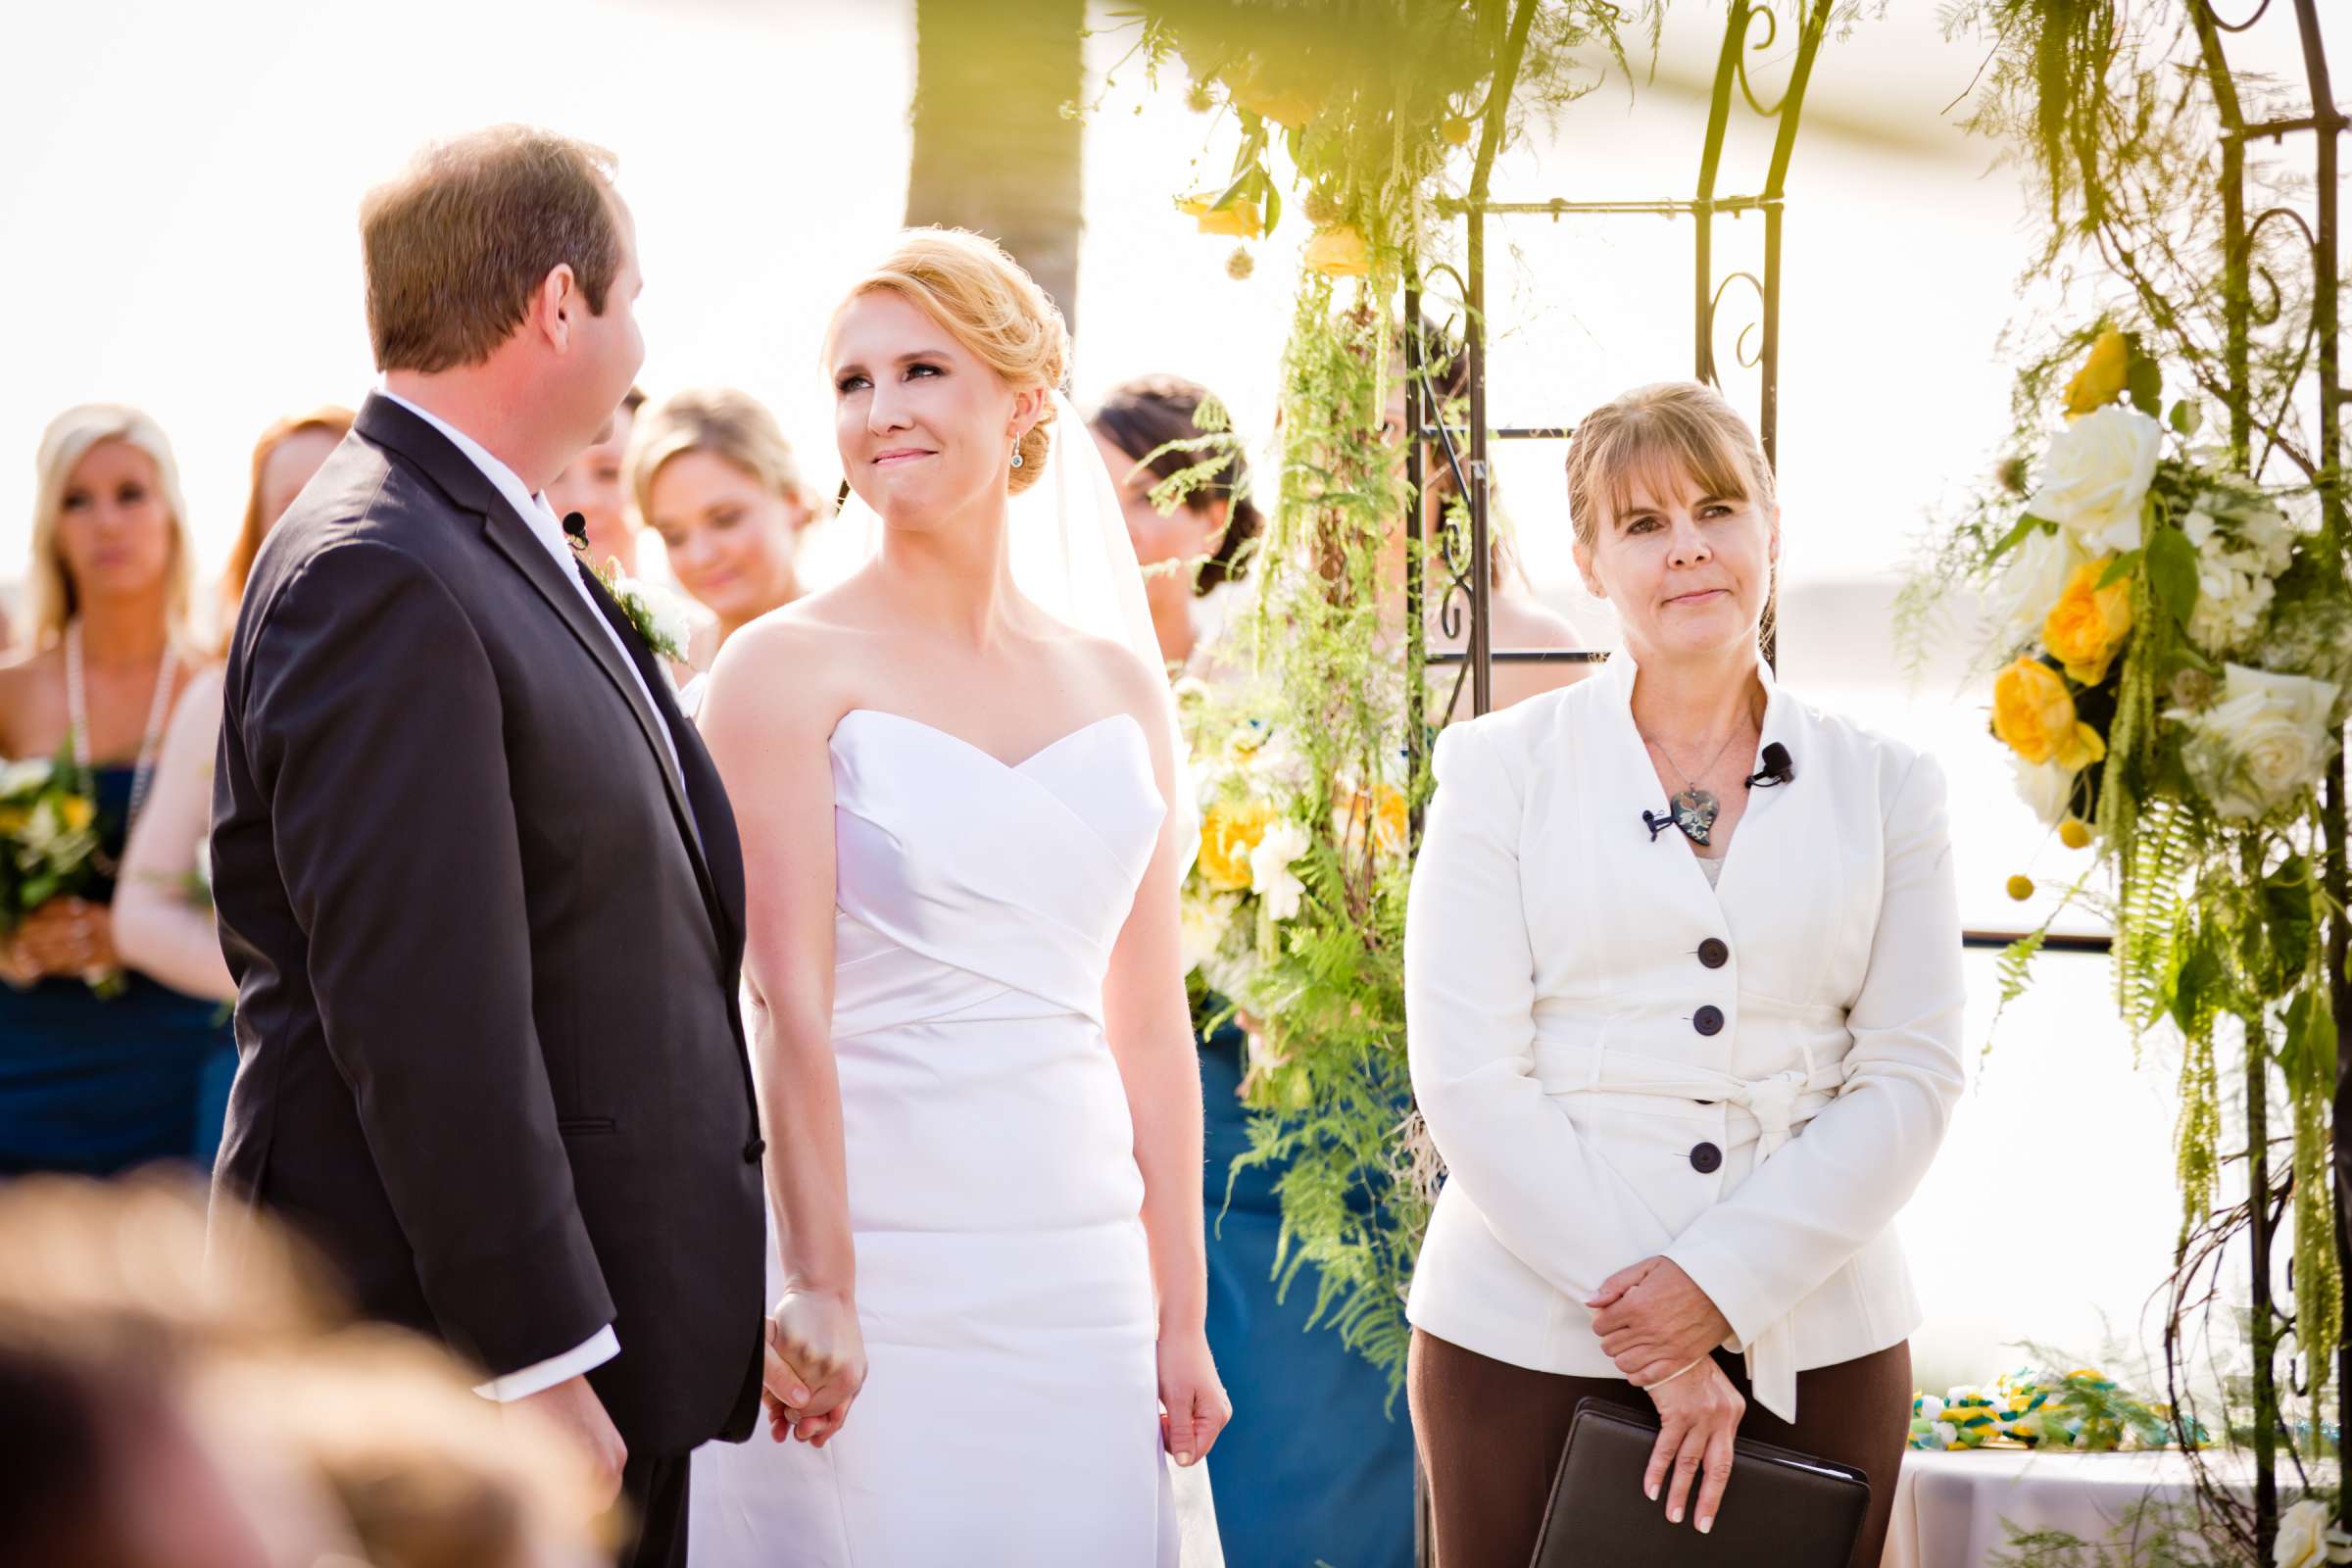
[591, 556, 695, 664]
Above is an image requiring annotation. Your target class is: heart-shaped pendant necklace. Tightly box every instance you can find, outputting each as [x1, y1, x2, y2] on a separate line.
[1641, 721, 1748, 848]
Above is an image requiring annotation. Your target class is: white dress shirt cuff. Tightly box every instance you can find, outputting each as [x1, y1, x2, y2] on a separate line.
[470, 1324, 620, 1402]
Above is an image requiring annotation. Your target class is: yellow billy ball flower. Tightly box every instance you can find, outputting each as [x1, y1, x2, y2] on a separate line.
[1199, 798, 1274, 892]
[2008, 874, 2036, 902]
[2063, 327, 2131, 419]
[2041, 557, 2134, 686]
[1441, 117, 1475, 147]
[60, 795, 96, 833]
[1992, 657, 2107, 771]
[2059, 818, 2092, 850]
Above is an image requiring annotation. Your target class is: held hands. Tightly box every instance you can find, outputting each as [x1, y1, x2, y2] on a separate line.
[1156, 1327, 1231, 1468]
[1588, 1256, 1734, 1389]
[6, 898, 118, 983]
[764, 1288, 867, 1447]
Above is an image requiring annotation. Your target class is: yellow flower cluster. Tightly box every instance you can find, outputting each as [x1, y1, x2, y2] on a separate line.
[2041, 558, 2133, 685]
[1199, 798, 1274, 892]
[1303, 224, 1370, 277]
[1992, 658, 2108, 771]
[2062, 328, 2130, 420]
[1180, 193, 1263, 240]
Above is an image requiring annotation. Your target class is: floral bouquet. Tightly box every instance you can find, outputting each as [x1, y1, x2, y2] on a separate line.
[1984, 327, 2345, 857]
[1173, 675, 1411, 1107]
[1908, 1362, 2187, 1453]
[1, 753, 108, 935]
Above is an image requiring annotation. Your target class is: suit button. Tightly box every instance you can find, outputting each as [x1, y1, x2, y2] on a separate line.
[742, 1138, 766, 1163]
[1697, 938, 1729, 969]
[1690, 1142, 1723, 1175]
[1693, 1004, 1725, 1037]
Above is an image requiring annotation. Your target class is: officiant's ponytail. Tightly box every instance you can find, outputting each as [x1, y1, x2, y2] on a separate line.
[835, 228, 1069, 495]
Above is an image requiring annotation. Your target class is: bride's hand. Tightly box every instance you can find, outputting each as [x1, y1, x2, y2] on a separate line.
[766, 1289, 867, 1447]
[1156, 1327, 1231, 1467]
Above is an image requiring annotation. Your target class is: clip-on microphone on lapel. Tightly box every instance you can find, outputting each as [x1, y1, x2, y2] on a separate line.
[561, 511, 590, 555]
[1641, 808, 1681, 843]
[1744, 742, 1795, 790]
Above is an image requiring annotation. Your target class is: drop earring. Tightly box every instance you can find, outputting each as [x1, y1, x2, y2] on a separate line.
[1009, 435, 1024, 470]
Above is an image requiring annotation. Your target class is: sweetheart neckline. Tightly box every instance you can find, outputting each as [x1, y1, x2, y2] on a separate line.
[831, 708, 1145, 775]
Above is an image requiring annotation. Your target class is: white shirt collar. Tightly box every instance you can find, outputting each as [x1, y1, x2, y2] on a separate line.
[376, 385, 572, 566]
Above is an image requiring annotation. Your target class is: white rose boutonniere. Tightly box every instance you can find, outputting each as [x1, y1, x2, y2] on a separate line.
[2028, 405, 2163, 555]
[594, 558, 694, 664]
[2169, 663, 2343, 821]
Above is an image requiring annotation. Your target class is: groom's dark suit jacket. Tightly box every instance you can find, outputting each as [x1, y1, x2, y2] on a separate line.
[210, 393, 765, 1456]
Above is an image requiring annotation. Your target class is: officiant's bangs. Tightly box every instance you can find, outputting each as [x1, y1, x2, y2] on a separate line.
[1563, 381, 1776, 547]
[362, 126, 624, 374]
[832, 228, 1069, 494]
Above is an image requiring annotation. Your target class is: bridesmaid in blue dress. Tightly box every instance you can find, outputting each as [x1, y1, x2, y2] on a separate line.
[0, 404, 230, 1177]
[1095, 378, 1417, 1568]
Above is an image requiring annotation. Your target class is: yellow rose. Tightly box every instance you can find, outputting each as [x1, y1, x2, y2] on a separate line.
[1178, 194, 1263, 240]
[1304, 224, 1371, 277]
[1227, 63, 1319, 129]
[2063, 327, 2131, 420]
[1199, 798, 1273, 891]
[1992, 657, 2108, 771]
[2040, 557, 2134, 685]
[61, 796, 96, 833]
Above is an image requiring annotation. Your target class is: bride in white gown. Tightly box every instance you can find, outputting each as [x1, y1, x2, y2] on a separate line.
[689, 228, 1229, 1567]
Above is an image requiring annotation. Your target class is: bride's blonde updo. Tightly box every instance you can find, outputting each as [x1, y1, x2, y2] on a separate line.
[834, 228, 1070, 495]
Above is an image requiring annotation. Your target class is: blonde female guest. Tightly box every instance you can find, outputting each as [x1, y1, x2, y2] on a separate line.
[0, 405, 222, 1175]
[113, 408, 353, 1167]
[1402, 381, 1964, 1567]
[627, 387, 813, 656]
[689, 228, 1227, 1565]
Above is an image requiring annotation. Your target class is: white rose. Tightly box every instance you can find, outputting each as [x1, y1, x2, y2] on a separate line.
[2029, 406, 2163, 555]
[1989, 525, 2088, 646]
[2171, 663, 2342, 820]
[1178, 893, 1232, 973]
[194, 836, 213, 895]
[624, 577, 696, 659]
[1249, 818, 1312, 921]
[2186, 551, 2276, 655]
[2010, 752, 2079, 827]
[2274, 1497, 2332, 1568]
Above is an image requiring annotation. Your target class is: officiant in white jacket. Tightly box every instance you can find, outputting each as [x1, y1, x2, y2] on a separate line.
[1402, 381, 1964, 1568]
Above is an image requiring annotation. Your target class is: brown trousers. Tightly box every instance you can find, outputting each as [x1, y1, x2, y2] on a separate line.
[1407, 1329, 1912, 1568]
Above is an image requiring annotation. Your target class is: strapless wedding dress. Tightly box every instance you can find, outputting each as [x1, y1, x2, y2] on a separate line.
[690, 710, 1197, 1567]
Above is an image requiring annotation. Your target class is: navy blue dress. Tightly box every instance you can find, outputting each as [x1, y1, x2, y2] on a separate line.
[1200, 1018, 1416, 1568]
[0, 764, 237, 1176]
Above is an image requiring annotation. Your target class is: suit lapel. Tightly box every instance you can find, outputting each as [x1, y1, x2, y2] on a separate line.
[354, 395, 726, 944]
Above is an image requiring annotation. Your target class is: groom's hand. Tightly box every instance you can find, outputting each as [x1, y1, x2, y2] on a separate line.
[510, 1374, 627, 1509]
[766, 1290, 867, 1447]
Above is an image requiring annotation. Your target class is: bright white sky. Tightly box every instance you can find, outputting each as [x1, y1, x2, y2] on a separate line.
[4, 0, 2344, 1391]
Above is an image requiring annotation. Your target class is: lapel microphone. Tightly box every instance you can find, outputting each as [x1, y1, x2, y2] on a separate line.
[1641, 808, 1681, 843]
[1744, 742, 1795, 790]
[562, 512, 590, 553]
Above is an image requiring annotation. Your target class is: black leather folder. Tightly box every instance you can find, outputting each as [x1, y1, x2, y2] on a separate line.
[1530, 1397, 1871, 1567]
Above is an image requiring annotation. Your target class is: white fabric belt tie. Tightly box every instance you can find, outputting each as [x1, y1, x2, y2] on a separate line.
[1530, 1034, 1846, 1422]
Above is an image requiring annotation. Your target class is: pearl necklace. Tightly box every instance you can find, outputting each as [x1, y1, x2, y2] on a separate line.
[65, 619, 177, 835]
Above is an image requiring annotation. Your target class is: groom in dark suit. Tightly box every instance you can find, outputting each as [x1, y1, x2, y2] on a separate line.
[209, 125, 766, 1566]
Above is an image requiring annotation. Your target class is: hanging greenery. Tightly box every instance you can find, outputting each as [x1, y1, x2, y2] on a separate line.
[1918, 3, 2350, 1556]
[1124, 0, 1648, 1392]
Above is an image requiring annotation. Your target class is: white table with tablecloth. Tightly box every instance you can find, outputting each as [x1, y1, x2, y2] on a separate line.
[1882, 1448, 2265, 1566]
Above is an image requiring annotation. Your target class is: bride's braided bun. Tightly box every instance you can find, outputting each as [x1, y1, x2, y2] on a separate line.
[841, 228, 1070, 495]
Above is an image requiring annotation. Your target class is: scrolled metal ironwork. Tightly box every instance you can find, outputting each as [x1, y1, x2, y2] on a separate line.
[1735, 3, 1789, 118]
[2198, 0, 2276, 34]
[1707, 269, 1770, 373]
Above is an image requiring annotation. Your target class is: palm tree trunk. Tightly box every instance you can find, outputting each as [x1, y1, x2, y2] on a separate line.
[904, 0, 1088, 338]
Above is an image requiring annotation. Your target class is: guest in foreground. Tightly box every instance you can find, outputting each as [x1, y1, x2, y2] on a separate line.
[0, 405, 227, 1177]
[627, 386, 811, 655]
[114, 406, 354, 1167]
[1090, 374, 1260, 670]
[208, 125, 766, 1567]
[1402, 380, 1964, 1567]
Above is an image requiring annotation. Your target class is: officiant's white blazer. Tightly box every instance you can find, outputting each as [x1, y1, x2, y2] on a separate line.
[1401, 649, 1965, 1420]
